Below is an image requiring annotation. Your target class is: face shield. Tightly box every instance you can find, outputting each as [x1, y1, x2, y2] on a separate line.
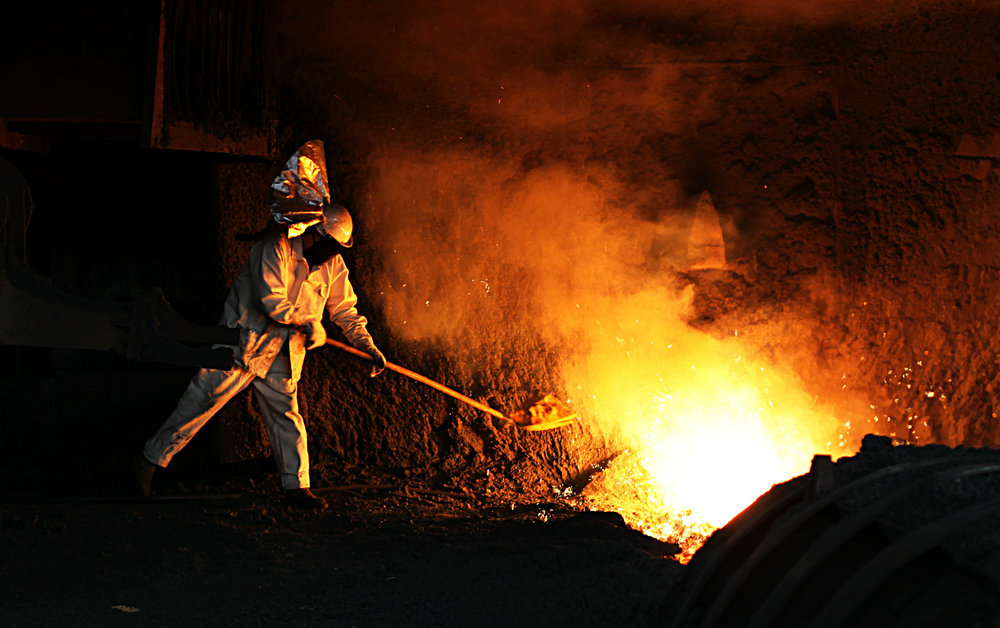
[304, 204, 355, 267]
[317, 203, 353, 248]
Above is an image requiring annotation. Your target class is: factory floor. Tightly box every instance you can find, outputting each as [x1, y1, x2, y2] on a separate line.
[1, 460, 682, 627]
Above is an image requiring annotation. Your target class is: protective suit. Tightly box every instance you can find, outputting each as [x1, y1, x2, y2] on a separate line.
[139, 141, 383, 503]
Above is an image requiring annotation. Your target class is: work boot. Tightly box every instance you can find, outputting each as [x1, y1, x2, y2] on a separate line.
[285, 488, 328, 510]
[132, 455, 157, 499]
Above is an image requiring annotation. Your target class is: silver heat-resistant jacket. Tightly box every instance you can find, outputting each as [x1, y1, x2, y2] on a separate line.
[221, 230, 373, 382]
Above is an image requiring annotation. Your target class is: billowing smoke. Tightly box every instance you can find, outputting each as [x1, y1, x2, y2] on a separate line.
[278, 0, 726, 351]
[272, 0, 917, 415]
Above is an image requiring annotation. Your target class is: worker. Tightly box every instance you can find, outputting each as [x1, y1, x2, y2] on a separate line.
[134, 141, 386, 509]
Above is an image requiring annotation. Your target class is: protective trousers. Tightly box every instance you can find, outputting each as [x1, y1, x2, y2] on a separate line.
[142, 353, 310, 490]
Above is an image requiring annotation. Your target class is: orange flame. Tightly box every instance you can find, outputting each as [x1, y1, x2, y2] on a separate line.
[566, 291, 852, 562]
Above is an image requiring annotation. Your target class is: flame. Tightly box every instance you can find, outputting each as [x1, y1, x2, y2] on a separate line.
[567, 290, 851, 562]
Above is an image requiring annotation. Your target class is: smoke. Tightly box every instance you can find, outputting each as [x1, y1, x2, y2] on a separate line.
[275, 0, 938, 414]
[365, 144, 652, 308]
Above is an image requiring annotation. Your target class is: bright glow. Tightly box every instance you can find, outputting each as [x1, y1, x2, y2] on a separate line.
[569, 289, 850, 562]
[641, 404, 800, 527]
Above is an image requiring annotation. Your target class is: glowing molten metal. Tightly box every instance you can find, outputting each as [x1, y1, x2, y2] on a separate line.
[511, 394, 577, 430]
[569, 305, 849, 563]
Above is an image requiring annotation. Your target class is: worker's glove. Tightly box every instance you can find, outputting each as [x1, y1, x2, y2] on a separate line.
[355, 339, 387, 377]
[369, 346, 387, 377]
[303, 320, 327, 351]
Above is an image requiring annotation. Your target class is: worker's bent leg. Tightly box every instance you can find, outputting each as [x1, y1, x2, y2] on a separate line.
[143, 367, 255, 467]
[252, 370, 309, 490]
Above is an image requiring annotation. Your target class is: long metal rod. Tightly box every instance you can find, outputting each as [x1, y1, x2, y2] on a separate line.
[325, 338, 508, 421]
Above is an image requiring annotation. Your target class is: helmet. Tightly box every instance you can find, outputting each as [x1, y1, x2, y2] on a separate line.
[317, 203, 353, 247]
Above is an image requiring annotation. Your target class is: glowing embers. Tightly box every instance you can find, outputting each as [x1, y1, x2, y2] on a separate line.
[510, 394, 577, 431]
[582, 455, 717, 564]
